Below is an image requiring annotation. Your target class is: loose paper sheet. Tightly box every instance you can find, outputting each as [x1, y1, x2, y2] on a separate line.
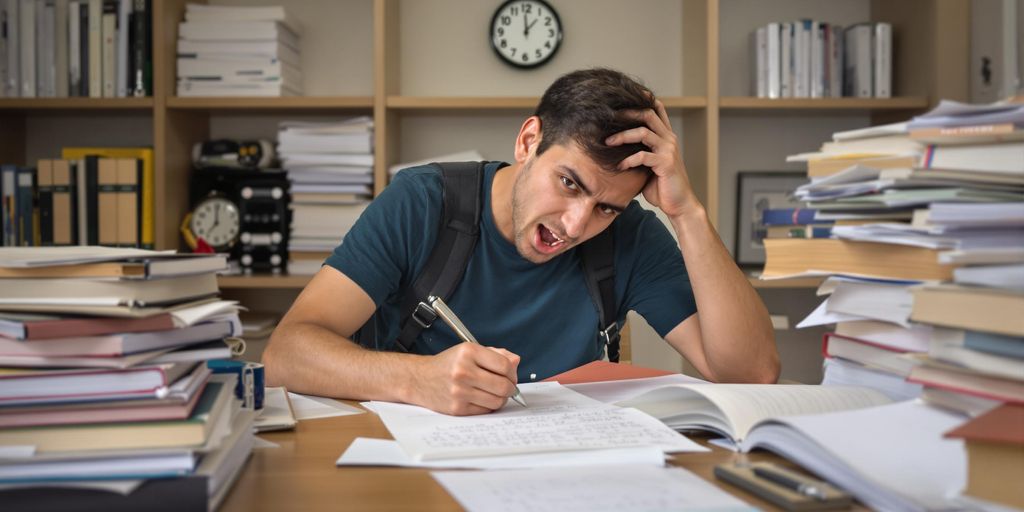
[287, 392, 365, 420]
[432, 464, 758, 512]
[371, 382, 707, 461]
[336, 437, 667, 469]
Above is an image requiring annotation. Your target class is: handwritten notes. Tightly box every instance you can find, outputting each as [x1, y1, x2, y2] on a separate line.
[432, 464, 758, 512]
[370, 382, 707, 461]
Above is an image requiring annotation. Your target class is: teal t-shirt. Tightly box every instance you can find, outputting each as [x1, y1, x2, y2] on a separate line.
[325, 162, 697, 382]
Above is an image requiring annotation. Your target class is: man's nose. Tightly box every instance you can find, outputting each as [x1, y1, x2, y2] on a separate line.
[562, 202, 590, 240]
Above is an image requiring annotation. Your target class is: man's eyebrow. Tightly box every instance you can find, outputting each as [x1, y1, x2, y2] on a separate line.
[561, 165, 627, 213]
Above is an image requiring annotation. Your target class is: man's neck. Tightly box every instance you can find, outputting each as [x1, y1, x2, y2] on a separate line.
[490, 162, 518, 243]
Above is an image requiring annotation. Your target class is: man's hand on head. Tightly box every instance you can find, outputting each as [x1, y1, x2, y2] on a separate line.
[604, 99, 703, 221]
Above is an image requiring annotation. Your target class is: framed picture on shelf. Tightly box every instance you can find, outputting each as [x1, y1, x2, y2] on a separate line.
[733, 171, 807, 268]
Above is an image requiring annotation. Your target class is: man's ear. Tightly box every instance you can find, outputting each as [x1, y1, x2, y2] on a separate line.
[513, 116, 542, 163]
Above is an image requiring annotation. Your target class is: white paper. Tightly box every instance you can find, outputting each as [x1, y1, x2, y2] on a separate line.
[796, 299, 868, 328]
[372, 382, 708, 460]
[169, 300, 241, 328]
[708, 438, 739, 452]
[566, 374, 706, 404]
[741, 400, 966, 512]
[252, 437, 280, 449]
[287, 392, 365, 420]
[0, 446, 35, 458]
[432, 464, 758, 512]
[0, 479, 143, 495]
[336, 437, 667, 469]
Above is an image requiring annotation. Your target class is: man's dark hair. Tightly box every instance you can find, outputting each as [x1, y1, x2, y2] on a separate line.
[534, 68, 656, 173]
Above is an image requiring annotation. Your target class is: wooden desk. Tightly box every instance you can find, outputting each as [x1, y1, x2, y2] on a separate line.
[219, 409, 838, 512]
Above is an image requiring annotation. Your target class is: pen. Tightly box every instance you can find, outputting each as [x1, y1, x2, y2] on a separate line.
[426, 295, 528, 407]
[753, 466, 827, 501]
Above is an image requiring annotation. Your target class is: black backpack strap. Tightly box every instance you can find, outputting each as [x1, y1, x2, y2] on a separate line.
[393, 161, 485, 352]
[580, 228, 621, 362]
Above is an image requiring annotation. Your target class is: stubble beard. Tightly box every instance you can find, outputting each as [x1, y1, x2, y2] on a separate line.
[509, 159, 545, 264]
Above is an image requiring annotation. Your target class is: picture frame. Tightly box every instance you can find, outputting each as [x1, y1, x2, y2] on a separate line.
[733, 171, 808, 267]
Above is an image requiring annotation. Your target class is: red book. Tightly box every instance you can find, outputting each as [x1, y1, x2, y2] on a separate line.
[0, 312, 174, 341]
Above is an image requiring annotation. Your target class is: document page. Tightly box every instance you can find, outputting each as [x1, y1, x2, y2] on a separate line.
[370, 382, 707, 460]
[432, 464, 758, 512]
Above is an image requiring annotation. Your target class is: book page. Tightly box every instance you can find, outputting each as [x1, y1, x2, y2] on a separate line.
[692, 385, 891, 442]
[432, 465, 758, 512]
[371, 382, 707, 460]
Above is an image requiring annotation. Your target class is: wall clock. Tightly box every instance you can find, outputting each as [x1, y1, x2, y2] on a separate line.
[490, 0, 563, 69]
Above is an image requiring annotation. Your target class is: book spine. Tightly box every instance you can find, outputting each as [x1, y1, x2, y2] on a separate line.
[16, 166, 35, 246]
[115, 0, 127, 96]
[873, 22, 891, 98]
[54, 0, 67, 97]
[17, 0, 33, 97]
[2, 0, 17, 97]
[115, 157, 138, 247]
[78, 0, 88, 95]
[761, 207, 824, 226]
[1, 164, 16, 245]
[51, 159, 73, 245]
[829, 24, 843, 97]
[753, 26, 766, 97]
[68, 0, 79, 95]
[779, 22, 792, 98]
[83, 155, 98, 245]
[766, 22, 780, 99]
[96, 157, 118, 245]
[68, 159, 79, 244]
[36, 159, 54, 245]
[100, 0, 115, 97]
[87, 0, 100, 97]
[810, 21, 823, 98]
[37, 0, 55, 97]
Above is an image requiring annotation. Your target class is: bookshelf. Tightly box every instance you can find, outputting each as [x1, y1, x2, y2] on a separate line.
[0, 0, 968, 290]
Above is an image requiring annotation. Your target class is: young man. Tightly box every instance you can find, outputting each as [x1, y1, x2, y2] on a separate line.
[263, 68, 779, 415]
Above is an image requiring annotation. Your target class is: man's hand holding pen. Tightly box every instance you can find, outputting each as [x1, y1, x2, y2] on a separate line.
[403, 295, 526, 416]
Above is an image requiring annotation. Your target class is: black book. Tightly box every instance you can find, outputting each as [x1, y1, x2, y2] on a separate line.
[82, 155, 100, 246]
[37, 160, 54, 246]
[79, 2, 88, 97]
[0, 476, 209, 512]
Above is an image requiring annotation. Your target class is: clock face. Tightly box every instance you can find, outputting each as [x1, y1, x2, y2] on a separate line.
[490, 0, 562, 69]
[190, 197, 241, 250]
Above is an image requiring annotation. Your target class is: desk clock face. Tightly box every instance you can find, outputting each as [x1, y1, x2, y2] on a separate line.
[490, 0, 563, 68]
[190, 196, 241, 250]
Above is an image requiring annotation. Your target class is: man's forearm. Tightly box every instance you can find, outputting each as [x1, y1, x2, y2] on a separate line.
[670, 205, 780, 383]
[262, 322, 420, 403]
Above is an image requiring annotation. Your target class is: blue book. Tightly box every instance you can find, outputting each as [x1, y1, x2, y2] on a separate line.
[962, 330, 1024, 359]
[761, 207, 830, 226]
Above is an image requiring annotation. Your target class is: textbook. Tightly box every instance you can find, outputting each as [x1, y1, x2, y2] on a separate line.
[0, 380, 233, 453]
[0, 320, 234, 357]
[0, 362, 196, 406]
[0, 311, 174, 340]
[0, 254, 227, 279]
[615, 383, 891, 443]
[0, 272, 219, 308]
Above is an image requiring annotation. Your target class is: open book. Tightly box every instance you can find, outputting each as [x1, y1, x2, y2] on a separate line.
[615, 383, 892, 443]
[616, 383, 966, 511]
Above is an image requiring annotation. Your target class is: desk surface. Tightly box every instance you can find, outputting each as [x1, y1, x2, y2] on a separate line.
[219, 409, 855, 512]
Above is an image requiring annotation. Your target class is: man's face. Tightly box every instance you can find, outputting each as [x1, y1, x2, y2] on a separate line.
[509, 143, 648, 264]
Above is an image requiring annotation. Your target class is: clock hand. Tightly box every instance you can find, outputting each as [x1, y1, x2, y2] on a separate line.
[212, 203, 220, 229]
[523, 13, 529, 37]
[526, 17, 538, 33]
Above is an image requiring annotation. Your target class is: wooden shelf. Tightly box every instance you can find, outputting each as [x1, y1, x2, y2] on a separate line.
[387, 96, 707, 110]
[748, 276, 824, 289]
[218, 274, 313, 289]
[166, 96, 375, 110]
[719, 97, 929, 110]
[0, 97, 154, 110]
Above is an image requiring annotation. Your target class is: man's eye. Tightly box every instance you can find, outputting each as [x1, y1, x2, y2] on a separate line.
[560, 176, 577, 190]
[600, 206, 617, 216]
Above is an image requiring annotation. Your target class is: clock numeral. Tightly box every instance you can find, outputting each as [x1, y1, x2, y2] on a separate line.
[501, 15, 511, 26]
[522, 3, 532, 14]
[510, 6, 518, 15]
[500, 39, 507, 49]
[548, 28, 555, 37]
[535, 49, 542, 59]
[510, 47, 517, 56]
[522, 53, 529, 62]
[545, 41, 551, 49]
[497, 26, 504, 36]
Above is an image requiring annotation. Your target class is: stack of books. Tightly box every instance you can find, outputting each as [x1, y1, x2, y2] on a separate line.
[0, 246, 255, 510]
[176, 3, 302, 97]
[276, 117, 373, 274]
[752, 20, 891, 99]
[764, 98, 1023, 510]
